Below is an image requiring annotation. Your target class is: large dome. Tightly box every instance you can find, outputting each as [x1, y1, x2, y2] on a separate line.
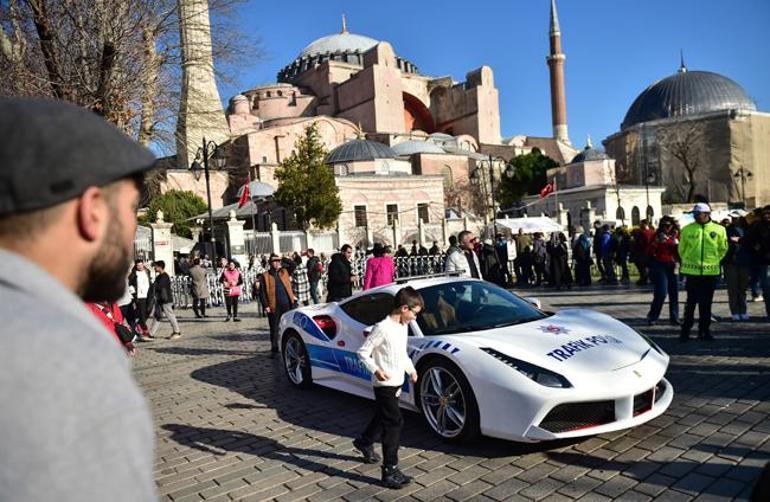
[325, 139, 396, 164]
[621, 68, 756, 130]
[299, 32, 379, 59]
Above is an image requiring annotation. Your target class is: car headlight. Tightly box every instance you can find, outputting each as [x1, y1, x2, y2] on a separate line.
[481, 348, 572, 388]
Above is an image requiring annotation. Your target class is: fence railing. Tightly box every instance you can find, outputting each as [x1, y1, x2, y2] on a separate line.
[169, 253, 515, 309]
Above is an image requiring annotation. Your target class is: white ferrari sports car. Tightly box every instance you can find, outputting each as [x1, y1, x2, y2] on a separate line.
[278, 276, 673, 443]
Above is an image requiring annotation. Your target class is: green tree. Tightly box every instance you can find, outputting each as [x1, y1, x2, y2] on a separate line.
[498, 149, 558, 205]
[274, 124, 342, 230]
[138, 189, 207, 238]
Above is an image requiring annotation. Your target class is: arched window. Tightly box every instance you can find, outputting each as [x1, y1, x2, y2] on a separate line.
[616, 206, 626, 222]
[646, 205, 655, 220]
[631, 206, 641, 226]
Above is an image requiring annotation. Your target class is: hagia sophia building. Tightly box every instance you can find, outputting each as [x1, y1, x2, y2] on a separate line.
[164, 0, 769, 248]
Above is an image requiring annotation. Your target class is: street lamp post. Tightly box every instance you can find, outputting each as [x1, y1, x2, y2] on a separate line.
[189, 136, 227, 266]
[733, 167, 753, 208]
[470, 154, 514, 237]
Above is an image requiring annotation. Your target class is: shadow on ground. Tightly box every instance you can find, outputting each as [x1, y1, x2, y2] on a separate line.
[188, 354, 582, 458]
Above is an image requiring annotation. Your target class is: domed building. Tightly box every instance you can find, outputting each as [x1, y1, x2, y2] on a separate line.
[604, 62, 770, 207]
[522, 137, 665, 229]
[216, 16, 513, 246]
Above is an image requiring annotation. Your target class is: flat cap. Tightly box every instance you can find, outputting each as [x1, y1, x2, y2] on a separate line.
[0, 98, 156, 215]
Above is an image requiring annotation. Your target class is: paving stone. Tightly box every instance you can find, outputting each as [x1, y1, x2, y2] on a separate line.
[517, 477, 565, 500]
[444, 479, 494, 502]
[594, 475, 638, 498]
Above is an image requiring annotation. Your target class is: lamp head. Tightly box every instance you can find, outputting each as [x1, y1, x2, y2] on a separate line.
[190, 159, 203, 181]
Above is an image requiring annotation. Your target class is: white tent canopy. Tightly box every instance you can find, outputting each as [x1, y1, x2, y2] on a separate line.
[495, 216, 563, 234]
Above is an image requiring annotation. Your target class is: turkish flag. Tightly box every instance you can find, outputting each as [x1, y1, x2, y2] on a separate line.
[237, 182, 251, 208]
[539, 180, 555, 199]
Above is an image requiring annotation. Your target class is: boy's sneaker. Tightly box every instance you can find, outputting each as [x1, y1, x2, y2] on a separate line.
[169, 333, 182, 340]
[224, 316, 231, 322]
[353, 438, 381, 464]
[381, 465, 412, 489]
[698, 332, 714, 341]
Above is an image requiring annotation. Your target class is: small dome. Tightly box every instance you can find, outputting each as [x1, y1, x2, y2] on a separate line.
[622, 68, 756, 130]
[299, 32, 379, 59]
[325, 139, 396, 164]
[236, 181, 275, 198]
[231, 94, 248, 102]
[571, 138, 609, 164]
[391, 140, 446, 156]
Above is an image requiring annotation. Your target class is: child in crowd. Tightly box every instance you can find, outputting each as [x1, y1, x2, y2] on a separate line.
[354, 287, 423, 489]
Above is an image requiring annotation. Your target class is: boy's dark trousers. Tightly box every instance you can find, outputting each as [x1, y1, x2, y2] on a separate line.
[681, 275, 718, 336]
[360, 386, 403, 466]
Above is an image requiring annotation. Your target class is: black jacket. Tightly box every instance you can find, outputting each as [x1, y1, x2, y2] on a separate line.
[306, 256, 322, 282]
[746, 221, 770, 264]
[326, 252, 352, 301]
[152, 272, 172, 305]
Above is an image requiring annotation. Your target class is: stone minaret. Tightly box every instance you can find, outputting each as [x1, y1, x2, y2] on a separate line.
[546, 0, 570, 145]
[176, 0, 230, 170]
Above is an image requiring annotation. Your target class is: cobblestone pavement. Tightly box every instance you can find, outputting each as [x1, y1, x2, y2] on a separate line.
[134, 285, 770, 501]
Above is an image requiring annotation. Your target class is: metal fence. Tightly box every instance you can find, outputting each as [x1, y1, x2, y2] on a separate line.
[169, 253, 513, 309]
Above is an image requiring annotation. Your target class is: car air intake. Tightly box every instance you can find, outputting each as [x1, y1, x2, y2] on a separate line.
[540, 401, 615, 433]
[653, 380, 666, 404]
[633, 389, 654, 416]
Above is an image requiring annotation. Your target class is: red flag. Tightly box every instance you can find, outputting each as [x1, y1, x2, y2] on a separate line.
[237, 181, 251, 208]
[539, 180, 555, 199]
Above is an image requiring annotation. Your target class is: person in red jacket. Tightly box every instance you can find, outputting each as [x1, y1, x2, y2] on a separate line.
[87, 302, 136, 356]
[632, 220, 656, 285]
[646, 216, 680, 325]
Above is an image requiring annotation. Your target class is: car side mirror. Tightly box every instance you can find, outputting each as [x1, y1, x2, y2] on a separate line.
[525, 297, 542, 309]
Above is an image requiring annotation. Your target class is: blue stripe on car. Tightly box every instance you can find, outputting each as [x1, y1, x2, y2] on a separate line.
[304, 344, 411, 393]
[293, 311, 330, 342]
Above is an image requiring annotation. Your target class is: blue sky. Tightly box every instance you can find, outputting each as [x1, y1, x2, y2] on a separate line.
[218, 0, 770, 148]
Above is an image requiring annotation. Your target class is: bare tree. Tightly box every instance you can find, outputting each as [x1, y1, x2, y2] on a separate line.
[0, 0, 260, 152]
[657, 121, 705, 203]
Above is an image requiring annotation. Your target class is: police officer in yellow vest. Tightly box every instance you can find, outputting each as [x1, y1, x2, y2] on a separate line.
[678, 203, 728, 341]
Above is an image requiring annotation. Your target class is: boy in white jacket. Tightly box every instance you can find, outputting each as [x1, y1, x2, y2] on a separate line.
[355, 286, 423, 489]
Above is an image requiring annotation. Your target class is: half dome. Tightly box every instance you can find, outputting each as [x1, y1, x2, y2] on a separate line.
[622, 69, 756, 130]
[392, 140, 446, 156]
[325, 139, 396, 164]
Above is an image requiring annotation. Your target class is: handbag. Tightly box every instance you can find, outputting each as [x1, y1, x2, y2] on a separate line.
[97, 304, 136, 345]
[227, 285, 242, 297]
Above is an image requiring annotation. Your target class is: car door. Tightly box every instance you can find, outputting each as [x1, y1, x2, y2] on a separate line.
[336, 292, 394, 394]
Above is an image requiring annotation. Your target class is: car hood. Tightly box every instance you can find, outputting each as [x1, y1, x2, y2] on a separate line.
[453, 309, 651, 374]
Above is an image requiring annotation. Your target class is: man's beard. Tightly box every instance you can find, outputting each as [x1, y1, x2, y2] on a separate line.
[81, 212, 131, 303]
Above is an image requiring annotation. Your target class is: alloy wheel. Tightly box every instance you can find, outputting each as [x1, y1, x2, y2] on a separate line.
[420, 366, 466, 438]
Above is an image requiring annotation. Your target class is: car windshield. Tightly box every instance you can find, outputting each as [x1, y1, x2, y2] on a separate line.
[416, 280, 547, 336]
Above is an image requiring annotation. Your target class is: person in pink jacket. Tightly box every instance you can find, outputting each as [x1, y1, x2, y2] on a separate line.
[364, 244, 395, 290]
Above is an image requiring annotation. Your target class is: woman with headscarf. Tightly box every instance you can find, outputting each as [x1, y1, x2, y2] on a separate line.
[547, 232, 572, 290]
[572, 229, 593, 287]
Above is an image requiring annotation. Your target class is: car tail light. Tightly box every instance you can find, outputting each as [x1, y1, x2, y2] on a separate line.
[313, 315, 337, 338]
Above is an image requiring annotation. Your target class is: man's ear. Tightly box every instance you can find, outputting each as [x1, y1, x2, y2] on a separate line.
[76, 187, 108, 242]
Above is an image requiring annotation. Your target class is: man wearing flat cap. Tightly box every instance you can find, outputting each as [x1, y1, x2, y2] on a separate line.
[0, 98, 156, 500]
[678, 202, 728, 342]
